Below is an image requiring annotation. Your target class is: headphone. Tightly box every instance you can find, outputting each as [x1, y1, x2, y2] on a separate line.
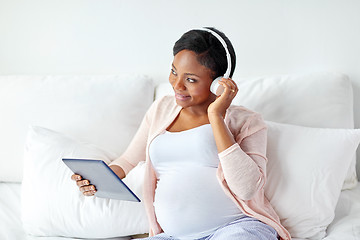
[193, 27, 232, 95]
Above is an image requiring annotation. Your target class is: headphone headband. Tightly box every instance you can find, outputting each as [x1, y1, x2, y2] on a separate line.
[193, 27, 231, 79]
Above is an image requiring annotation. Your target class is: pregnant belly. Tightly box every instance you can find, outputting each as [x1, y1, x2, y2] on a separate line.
[153, 167, 243, 239]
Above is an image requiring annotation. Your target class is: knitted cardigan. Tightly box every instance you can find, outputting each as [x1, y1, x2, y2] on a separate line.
[110, 96, 291, 240]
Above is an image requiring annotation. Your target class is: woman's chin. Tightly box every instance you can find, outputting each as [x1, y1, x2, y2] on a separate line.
[175, 99, 189, 108]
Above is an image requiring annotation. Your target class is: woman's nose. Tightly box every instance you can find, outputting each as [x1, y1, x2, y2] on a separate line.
[173, 78, 186, 91]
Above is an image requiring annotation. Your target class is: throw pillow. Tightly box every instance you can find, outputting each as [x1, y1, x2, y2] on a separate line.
[21, 126, 149, 238]
[265, 121, 360, 239]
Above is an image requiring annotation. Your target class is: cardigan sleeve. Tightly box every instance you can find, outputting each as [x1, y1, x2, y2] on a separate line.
[109, 100, 157, 175]
[218, 113, 268, 200]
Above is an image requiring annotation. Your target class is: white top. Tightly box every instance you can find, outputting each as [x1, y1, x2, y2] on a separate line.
[149, 124, 244, 240]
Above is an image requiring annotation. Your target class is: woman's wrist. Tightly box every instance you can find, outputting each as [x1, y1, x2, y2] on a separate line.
[109, 165, 126, 179]
[208, 111, 225, 121]
[208, 112, 236, 152]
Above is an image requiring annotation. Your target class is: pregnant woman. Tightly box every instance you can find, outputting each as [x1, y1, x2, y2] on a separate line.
[72, 27, 291, 240]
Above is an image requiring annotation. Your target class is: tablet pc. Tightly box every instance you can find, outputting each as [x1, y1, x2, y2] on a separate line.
[62, 158, 140, 202]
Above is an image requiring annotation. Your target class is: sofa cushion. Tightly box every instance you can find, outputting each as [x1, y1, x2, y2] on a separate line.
[0, 74, 154, 182]
[155, 72, 357, 190]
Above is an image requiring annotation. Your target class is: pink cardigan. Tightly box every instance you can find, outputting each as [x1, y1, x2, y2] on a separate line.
[110, 96, 291, 240]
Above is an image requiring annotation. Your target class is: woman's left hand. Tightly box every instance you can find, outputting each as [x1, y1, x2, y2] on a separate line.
[208, 78, 238, 118]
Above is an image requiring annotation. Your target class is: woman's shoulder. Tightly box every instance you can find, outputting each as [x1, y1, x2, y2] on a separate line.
[226, 105, 267, 135]
[227, 104, 262, 120]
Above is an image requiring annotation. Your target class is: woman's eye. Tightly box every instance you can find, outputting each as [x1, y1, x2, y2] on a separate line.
[187, 78, 196, 83]
[171, 69, 177, 75]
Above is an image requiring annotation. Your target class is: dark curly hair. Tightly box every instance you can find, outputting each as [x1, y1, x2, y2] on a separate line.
[173, 27, 236, 79]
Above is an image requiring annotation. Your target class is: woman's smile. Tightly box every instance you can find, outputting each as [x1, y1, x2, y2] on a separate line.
[175, 92, 191, 101]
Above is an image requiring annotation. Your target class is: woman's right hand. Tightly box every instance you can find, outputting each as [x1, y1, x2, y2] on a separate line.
[71, 174, 97, 196]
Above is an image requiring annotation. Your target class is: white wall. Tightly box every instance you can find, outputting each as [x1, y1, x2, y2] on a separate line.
[1, 0, 360, 173]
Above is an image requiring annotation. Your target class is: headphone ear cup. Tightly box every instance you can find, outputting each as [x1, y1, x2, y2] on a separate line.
[210, 77, 225, 96]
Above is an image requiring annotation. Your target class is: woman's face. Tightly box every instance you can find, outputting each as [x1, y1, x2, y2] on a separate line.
[169, 50, 216, 111]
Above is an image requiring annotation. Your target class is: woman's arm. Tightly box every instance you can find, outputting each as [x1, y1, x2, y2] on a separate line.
[208, 113, 236, 152]
[208, 78, 267, 200]
[217, 124, 267, 200]
[207, 77, 238, 152]
[109, 165, 126, 179]
[71, 99, 158, 196]
[209, 110, 267, 200]
[109, 99, 157, 175]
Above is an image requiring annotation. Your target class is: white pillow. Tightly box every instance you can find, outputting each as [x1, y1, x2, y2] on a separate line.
[264, 121, 360, 239]
[21, 126, 149, 238]
[235, 73, 357, 191]
[0, 74, 154, 182]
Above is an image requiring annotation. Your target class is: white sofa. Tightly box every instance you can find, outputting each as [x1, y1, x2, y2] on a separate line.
[0, 73, 359, 240]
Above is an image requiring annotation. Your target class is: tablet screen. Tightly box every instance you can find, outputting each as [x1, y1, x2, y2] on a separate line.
[62, 158, 140, 202]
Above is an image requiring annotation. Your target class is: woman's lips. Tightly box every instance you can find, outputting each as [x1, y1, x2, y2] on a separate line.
[175, 92, 190, 101]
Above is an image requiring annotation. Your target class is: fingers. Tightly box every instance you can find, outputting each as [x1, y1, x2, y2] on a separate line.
[71, 174, 97, 196]
[83, 190, 96, 196]
[219, 78, 238, 96]
[76, 179, 90, 187]
[80, 184, 97, 196]
[71, 174, 82, 181]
